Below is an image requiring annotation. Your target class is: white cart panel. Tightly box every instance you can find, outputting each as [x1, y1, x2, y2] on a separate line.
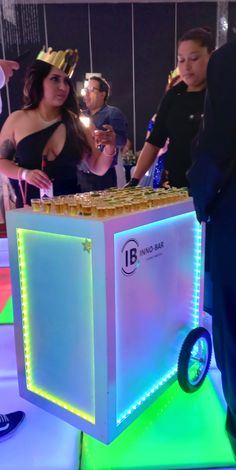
[115, 212, 198, 422]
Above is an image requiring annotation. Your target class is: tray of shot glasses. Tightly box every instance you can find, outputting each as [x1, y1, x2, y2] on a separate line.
[31, 187, 190, 218]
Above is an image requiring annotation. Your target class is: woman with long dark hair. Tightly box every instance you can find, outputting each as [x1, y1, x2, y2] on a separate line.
[0, 47, 116, 207]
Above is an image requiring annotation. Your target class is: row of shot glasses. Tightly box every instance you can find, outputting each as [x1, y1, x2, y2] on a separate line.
[31, 187, 190, 218]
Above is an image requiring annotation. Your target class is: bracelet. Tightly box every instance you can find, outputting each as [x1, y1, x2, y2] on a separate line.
[17, 167, 23, 181]
[103, 146, 116, 158]
[17, 167, 29, 181]
[21, 169, 29, 181]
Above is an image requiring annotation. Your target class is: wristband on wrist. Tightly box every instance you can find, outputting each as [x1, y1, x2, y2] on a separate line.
[17, 167, 23, 181]
[17, 167, 29, 207]
[18, 167, 29, 181]
[21, 169, 29, 181]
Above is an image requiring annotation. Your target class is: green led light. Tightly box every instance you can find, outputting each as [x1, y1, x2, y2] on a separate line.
[16, 228, 95, 425]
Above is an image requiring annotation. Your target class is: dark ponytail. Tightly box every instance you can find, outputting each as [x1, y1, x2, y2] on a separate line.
[178, 27, 215, 53]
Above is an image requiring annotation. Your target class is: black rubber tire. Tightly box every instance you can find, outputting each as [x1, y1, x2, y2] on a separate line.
[177, 326, 212, 393]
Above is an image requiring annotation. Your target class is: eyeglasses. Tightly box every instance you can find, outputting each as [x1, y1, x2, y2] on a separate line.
[81, 86, 100, 96]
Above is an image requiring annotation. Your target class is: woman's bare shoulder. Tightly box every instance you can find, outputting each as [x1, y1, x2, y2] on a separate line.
[4, 109, 36, 130]
[5, 109, 31, 124]
[0, 110, 24, 136]
[13, 109, 34, 119]
[1, 109, 36, 143]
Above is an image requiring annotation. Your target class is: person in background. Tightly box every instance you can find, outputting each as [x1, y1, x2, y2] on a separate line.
[137, 68, 181, 188]
[188, 39, 236, 460]
[0, 49, 116, 207]
[121, 138, 136, 183]
[121, 138, 133, 157]
[0, 58, 25, 441]
[126, 27, 214, 189]
[78, 76, 128, 191]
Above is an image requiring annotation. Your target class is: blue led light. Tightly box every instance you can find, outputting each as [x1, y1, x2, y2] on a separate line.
[192, 218, 202, 329]
[117, 367, 177, 425]
[115, 211, 203, 425]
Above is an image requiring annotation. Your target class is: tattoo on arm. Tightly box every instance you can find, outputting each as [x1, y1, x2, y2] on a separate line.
[0, 139, 16, 160]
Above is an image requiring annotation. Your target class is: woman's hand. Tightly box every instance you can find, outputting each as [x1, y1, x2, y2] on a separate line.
[25, 169, 52, 189]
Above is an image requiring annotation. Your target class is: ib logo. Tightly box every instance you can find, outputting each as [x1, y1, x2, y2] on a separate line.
[121, 239, 139, 275]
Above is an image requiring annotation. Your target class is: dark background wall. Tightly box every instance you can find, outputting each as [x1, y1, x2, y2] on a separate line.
[0, 2, 234, 150]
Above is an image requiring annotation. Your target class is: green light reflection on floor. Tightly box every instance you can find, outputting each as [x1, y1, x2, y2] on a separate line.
[0, 297, 13, 324]
[82, 378, 235, 469]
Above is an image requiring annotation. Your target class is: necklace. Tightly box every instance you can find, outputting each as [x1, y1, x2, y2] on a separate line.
[37, 109, 61, 124]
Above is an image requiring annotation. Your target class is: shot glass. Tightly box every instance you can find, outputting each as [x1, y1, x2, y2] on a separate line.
[31, 198, 42, 212]
[42, 197, 53, 214]
[67, 200, 78, 217]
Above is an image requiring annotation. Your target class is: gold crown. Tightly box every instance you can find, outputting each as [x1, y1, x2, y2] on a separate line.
[36, 47, 79, 78]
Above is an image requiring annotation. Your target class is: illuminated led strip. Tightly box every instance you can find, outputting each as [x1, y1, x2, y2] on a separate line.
[27, 384, 94, 421]
[116, 212, 203, 426]
[191, 219, 202, 329]
[17, 229, 33, 387]
[117, 367, 177, 425]
[16, 228, 95, 424]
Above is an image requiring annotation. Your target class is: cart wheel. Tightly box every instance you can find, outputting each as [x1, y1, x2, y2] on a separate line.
[177, 327, 212, 393]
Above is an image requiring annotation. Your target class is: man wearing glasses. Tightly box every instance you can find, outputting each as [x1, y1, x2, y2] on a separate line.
[78, 76, 128, 191]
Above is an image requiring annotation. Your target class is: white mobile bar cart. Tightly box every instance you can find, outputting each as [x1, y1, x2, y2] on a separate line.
[6, 200, 208, 443]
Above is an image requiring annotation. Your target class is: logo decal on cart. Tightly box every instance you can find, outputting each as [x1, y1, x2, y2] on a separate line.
[121, 239, 139, 275]
[121, 238, 164, 276]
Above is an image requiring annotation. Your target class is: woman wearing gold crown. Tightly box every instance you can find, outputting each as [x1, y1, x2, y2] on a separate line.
[0, 47, 116, 207]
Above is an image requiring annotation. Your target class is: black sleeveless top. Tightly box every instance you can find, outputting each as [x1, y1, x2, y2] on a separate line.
[11, 122, 83, 207]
